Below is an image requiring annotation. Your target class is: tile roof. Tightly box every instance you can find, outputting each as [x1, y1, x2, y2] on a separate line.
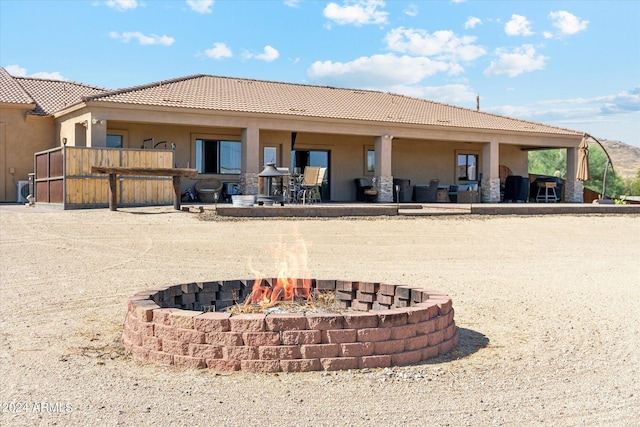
[86, 74, 582, 136]
[15, 76, 108, 116]
[0, 67, 34, 105]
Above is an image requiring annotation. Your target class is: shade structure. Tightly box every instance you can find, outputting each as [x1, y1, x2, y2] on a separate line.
[576, 135, 590, 181]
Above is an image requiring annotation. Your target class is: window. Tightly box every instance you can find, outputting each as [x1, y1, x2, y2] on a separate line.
[457, 153, 479, 181]
[366, 149, 375, 174]
[264, 146, 277, 165]
[195, 139, 241, 174]
[106, 134, 122, 148]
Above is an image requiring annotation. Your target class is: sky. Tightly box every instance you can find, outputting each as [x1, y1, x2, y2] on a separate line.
[1, 0, 639, 147]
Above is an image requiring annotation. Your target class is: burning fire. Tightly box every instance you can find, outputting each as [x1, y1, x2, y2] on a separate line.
[247, 237, 313, 309]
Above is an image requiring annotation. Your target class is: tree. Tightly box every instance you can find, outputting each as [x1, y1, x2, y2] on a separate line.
[528, 146, 630, 199]
[584, 144, 625, 198]
[528, 149, 566, 177]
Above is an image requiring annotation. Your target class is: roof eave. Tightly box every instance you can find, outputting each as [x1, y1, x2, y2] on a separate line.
[53, 101, 89, 118]
[0, 101, 37, 109]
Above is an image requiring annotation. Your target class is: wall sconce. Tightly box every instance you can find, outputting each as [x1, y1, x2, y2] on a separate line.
[91, 119, 105, 125]
[79, 120, 88, 127]
[62, 137, 67, 146]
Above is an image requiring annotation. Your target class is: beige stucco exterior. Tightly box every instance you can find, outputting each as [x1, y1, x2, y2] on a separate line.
[2, 72, 585, 204]
[0, 104, 56, 201]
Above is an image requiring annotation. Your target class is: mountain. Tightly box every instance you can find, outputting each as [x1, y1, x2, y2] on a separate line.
[598, 139, 640, 179]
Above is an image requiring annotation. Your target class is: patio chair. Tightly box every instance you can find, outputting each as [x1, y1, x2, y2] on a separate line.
[354, 178, 378, 202]
[194, 178, 223, 203]
[307, 167, 326, 204]
[503, 175, 529, 202]
[414, 179, 439, 203]
[299, 166, 320, 204]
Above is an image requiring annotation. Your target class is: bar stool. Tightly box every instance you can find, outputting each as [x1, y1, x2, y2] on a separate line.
[536, 181, 557, 203]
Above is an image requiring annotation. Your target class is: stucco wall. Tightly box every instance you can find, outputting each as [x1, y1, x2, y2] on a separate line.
[0, 107, 56, 202]
[499, 144, 528, 177]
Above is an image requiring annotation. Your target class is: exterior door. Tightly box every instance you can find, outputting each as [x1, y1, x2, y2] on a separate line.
[292, 150, 330, 200]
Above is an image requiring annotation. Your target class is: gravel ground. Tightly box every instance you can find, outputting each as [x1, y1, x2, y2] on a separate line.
[0, 205, 638, 426]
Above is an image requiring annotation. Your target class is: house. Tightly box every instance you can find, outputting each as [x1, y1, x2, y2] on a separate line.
[0, 66, 585, 204]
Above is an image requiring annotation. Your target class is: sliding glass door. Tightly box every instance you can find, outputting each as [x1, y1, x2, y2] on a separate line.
[292, 150, 330, 201]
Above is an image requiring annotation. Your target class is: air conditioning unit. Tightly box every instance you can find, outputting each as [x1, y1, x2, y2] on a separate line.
[17, 180, 30, 203]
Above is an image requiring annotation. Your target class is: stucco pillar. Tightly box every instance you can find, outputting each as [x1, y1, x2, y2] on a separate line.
[564, 146, 583, 202]
[482, 140, 500, 202]
[375, 134, 393, 202]
[87, 118, 107, 147]
[241, 126, 260, 195]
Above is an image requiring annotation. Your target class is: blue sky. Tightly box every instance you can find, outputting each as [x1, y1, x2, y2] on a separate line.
[1, 0, 639, 146]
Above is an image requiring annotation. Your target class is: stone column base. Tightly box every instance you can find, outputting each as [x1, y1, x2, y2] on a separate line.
[564, 180, 583, 202]
[482, 178, 500, 203]
[240, 173, 259, 195]
[376, 176, 393, 202]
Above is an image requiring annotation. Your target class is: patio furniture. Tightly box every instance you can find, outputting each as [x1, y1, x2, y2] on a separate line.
[195, 178, 223, 203]
[414, 179, 439, 202]
[503, 175, 528, 203]
[499, 164, 513, 200]
[536, 181, 558, 203]
[436, 188, 450, 203]
[90, 165, 198, 211]
[354, 178, 378, 202]
[530, 177, 563, 202]
[300, 166, 325, 204]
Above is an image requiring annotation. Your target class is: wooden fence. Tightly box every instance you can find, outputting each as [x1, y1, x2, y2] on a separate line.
[34, 147, 175, 209]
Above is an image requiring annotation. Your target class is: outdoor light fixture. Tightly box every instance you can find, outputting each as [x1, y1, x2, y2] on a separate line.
[91, 119, 105, 125]
[79, 120, 88, 127]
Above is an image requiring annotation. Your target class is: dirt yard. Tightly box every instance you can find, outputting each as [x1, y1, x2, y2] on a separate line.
[1, 205, 638, 426]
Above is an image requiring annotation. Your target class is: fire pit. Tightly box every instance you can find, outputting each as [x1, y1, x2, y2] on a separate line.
[122, 278, 458, 372]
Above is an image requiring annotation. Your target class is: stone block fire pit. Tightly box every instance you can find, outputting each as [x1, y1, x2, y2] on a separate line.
[122, 279, 458, 372]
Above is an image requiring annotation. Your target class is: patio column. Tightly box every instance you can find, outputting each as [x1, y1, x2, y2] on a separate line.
[85, 117, 107, 147]
[241, 126, 260, 195]
[375, 134, 393, 202]
[564, 146, 583, 202]
[482, 140, 500, 202]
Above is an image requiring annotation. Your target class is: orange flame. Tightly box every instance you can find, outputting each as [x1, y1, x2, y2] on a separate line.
[248, 237, 312, 309]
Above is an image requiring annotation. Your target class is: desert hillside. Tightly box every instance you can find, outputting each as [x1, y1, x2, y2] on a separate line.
[599, 139, 640, 178]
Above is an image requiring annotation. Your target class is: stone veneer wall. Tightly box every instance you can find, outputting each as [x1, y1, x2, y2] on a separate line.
[564, 180, 583, 203]
[376, 176, 393, 202]
[240, 173, 259, 195]
[482, 178, 500, 203]
[122, 279, 459, 372]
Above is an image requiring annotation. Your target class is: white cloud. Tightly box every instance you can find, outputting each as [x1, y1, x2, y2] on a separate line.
[487, 88, 640, 146]
[186, 0, 214, 14]
[484, 44, 547, 77]
[245, 46, 280, 62]
[284, 0, 302, 7]
[394, 83, 477, 105]
[464, 16, 481, 29]
[5, 64, 27, 76]
[404, 4, 418, 17]
[109, 31, 175, 46]
[505, 14, 534, 36]
[323, 0, 388, 26]
[548, 11, 588, 36]
[105, 0, 137, 11]
[385, 27, 485, 62]
[5, 64, 66, 80]
[308, 53, 455, 88]
[204, 42, 232, 59]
